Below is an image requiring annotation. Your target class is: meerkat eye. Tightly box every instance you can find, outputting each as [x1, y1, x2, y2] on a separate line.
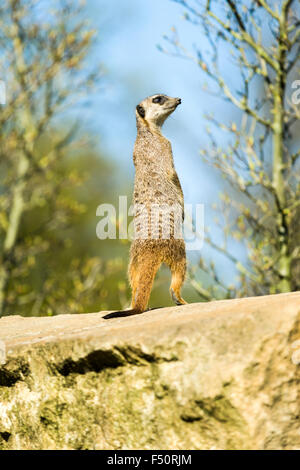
[152, 96, 162, 104]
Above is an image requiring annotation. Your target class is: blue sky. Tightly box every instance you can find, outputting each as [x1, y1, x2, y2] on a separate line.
[82, 0, 245, 283]
[87, 0, 219, 194]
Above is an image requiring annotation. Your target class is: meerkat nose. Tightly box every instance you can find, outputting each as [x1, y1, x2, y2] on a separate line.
[176, 98, 181, 105]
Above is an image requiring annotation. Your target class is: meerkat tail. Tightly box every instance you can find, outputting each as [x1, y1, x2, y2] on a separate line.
[102, 308, 142, 320]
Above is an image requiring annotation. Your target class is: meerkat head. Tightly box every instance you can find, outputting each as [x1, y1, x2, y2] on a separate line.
[136, 94, 181, 129]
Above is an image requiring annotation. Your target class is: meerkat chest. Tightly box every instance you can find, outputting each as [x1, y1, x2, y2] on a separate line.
[133, 134, 183, 206]
[133, 168, 183, 206]
[134, 136, 170, 161]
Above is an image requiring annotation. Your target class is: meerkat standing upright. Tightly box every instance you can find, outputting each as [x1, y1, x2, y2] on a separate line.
[104, 94, 186, 319]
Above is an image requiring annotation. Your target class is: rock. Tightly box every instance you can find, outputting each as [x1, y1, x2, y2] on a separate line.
[0, 292, 300, 450]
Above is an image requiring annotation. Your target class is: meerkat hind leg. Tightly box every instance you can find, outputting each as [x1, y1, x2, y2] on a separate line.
[103, 257, 160, 319]
[131, 256, 160, 312]
[128, 260, 139, 309]
[170, 261, 187, 306]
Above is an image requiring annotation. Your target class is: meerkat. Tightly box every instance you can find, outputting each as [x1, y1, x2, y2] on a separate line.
[104, 94, 186, 319]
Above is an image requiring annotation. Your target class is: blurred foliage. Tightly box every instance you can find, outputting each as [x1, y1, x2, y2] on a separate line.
[3, 0, 298, 317]
[0, 0, 131, 316]
[7, 138, 132, 316]
[166, 0, 300, 299]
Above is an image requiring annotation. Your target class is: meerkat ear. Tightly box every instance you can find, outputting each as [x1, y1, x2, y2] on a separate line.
[136, 104, 145, 118]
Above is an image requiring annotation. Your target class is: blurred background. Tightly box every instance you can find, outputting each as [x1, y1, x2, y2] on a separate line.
[0, 0, 299, 316]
